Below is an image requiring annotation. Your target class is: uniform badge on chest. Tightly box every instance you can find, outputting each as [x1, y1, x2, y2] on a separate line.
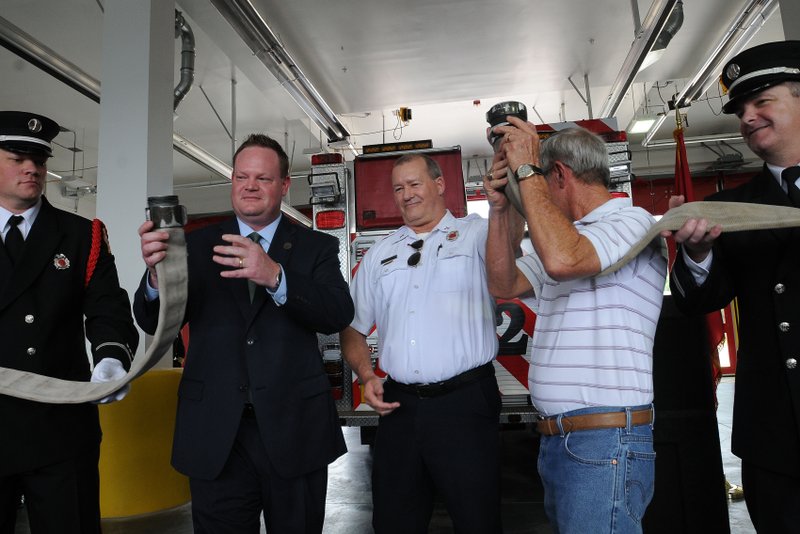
[53, 254, 70, 270]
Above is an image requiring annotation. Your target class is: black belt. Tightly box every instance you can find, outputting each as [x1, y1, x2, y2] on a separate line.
[386, 361, 494, 398]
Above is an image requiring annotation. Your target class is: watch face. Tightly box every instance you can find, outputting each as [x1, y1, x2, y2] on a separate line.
[516, 164, 544, 180]
[517, 164, 535, 178]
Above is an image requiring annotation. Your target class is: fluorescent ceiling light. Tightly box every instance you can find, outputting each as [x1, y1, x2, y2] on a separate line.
[638, 1, 684, 73]
[628, 116, 658, 134]
[599, 0, 679, 118]
[645, 132, 743, 148]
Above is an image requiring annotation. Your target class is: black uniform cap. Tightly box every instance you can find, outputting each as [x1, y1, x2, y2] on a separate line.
[0, 111, 60, 157]
[720, 40, 800, 114]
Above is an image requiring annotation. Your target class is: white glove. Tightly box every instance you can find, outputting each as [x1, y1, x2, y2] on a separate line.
[91, 358, 130, 404]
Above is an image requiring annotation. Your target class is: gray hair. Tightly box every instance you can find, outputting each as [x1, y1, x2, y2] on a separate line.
[393, 153, 443, 180]
[540, 127, 610, 187]
[787, 80, 800, 98]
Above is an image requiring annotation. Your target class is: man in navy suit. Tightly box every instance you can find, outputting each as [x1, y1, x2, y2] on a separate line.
[666, 41, 800, 532]
[135, 134, 353, 533]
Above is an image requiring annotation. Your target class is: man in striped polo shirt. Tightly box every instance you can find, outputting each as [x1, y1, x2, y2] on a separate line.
[484, 122, 667, 534]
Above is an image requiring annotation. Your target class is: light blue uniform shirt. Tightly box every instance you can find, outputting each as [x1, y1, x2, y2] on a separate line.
[349, 211, 497, 384]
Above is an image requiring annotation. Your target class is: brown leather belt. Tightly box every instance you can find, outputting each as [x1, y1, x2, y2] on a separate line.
[537, 408, 653, 436]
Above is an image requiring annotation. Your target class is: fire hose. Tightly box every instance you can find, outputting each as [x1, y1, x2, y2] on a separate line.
[2, 198, 799, 402]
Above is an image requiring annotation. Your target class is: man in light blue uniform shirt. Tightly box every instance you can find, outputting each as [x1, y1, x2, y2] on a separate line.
[341, 153, 503, 534]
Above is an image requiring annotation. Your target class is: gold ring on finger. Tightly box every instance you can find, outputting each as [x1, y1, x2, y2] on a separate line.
[239, 258, 244, 268]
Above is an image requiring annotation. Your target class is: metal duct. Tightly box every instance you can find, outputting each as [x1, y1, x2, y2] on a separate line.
[598, 0, 679, 118]
[208, 0, 352, 144]
[651, 0, 683, 53]
[0, 14, 311, 227]
[173, 9, 196, 111]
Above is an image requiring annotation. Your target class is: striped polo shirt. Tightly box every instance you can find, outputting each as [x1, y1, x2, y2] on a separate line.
[517, 198, 667, 416]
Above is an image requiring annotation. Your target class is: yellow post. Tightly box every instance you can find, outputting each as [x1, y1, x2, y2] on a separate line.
[98, 368, 190, 518]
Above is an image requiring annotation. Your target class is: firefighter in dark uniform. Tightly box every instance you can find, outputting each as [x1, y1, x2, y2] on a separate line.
[0, 111, 139, 534]
[665, 41, 800, 532]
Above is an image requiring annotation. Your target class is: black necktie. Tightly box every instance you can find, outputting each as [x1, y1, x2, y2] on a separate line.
[783, 167, 800, 207]
[4, 215, 24, 264]
[248, 232, 262, 302]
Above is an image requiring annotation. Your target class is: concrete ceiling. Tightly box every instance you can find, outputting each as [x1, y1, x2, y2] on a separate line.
[0, 0, 789, 210]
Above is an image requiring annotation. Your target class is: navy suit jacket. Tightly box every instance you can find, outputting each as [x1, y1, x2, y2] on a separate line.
[134, 215, 352, 480]
[670, 165, 800, 476]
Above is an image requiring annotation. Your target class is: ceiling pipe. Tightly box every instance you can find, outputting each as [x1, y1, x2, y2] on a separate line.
[0, 16, 99, 102]
[208, 0, 352, 147]
[642, 132, 744, 149]
[630, 0, 642, 36]
[0, 14, 312, 227]
[642, 0, 777, 147]
[598, 0, 679, 118]
[173, 9, 196, 112]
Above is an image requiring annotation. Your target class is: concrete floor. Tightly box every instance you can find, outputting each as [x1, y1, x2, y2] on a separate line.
[14, 376, 753, 533]
[715, 377, 755, 534]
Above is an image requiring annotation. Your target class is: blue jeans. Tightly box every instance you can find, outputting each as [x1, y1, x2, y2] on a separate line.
[537, 405, 656, 534]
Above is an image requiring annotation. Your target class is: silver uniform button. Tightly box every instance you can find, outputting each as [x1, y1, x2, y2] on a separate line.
[779, 322, 790, 333]
[787, 358, 798, 370]
[775, 283, 786, 294]
[27, 347, 36, 356]
[24, 315, 34, 324]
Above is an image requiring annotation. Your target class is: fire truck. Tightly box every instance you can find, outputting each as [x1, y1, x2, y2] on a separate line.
[306, 119, 633, 441]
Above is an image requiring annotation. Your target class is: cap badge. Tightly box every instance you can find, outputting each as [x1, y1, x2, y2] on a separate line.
[446, 230, 458, 241]
[27, 118, 43, 133]
[53, 254, 70, 270]
[725, 63, 741, 82]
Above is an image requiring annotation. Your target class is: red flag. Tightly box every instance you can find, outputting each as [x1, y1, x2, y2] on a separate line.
[672, 119, 725, 392]
[673, 125, 695, 202]
[665, 125, 691, 270]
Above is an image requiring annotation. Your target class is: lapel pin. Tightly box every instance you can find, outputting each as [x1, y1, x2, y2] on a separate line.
[53, 254, 70, 270]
